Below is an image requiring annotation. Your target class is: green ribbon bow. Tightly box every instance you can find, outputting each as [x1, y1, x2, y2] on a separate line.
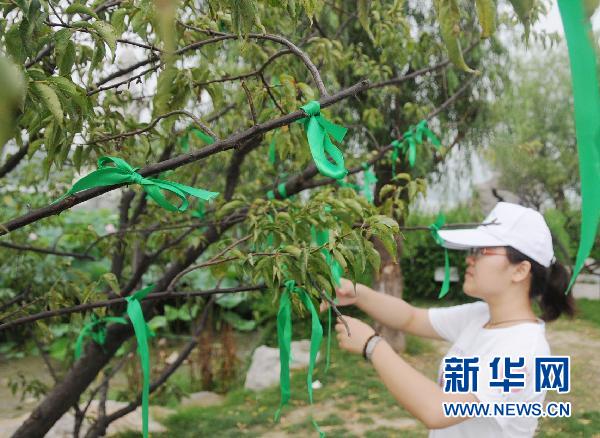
[275, 280, 324, 437]
[361, 162, 378, 204]
[55, 156, 219, 212]
[391, 120, 442, 175]
[74, 314, 128, 360]
[429, 214, 451, 299]
[125, 284, 156, 438]
[298, 101, 348, 180]
[179, 127, 215, 152]
[558, 0, 600, 293]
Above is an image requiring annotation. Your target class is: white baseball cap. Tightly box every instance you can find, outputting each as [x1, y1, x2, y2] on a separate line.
[438, 202, 555, 267]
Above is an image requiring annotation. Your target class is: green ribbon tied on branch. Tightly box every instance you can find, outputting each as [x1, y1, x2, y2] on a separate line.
[558, 0, 600, 293]
[275, 280, 324, 437]
[267, 182, 288, 200]
[312, 223, 343, 373]
[179, 127, 215, 152]
[125, 284, 156, 438]
[298, 101, 348, 180]
[390, 120, 442, 175]
[74, 314, 128, 360]
[361, 162, 378, 204]
[268, 128, 280, 166]
[429, 213, 451, 299]
[54, 156, 219, 212]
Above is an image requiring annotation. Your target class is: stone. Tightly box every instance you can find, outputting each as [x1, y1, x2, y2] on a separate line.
[244, 340, 320, 391]
[180, 391, 225, 408]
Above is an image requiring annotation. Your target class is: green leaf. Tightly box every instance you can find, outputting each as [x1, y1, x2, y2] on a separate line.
[91, 21, 118, 54]
[475, 0, 496, 38]
[282, 245, 302, 258]
[148, 315, 168, 331]
[358, 0, 375, 41]
[434, 0, 478, 73]
[58, 41, 76, 77]
[102, 273, 120, 294]
[32, 82, 63, 125]
[65, 3, 99, 19]
[222, 311, 256, 331]
[216, 292, 247, 309]
[111, 8, 128, 34]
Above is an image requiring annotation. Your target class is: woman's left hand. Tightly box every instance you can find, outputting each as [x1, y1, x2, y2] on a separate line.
[335, 316, 376, 355]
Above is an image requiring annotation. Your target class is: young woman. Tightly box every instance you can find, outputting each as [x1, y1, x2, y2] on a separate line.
[323, 202, 575, 437]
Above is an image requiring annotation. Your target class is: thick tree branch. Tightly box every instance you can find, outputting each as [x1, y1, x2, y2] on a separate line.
[0, 80, 369, 236]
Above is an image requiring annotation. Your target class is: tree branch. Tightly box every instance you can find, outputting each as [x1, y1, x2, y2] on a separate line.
[1, 80, 369, 236]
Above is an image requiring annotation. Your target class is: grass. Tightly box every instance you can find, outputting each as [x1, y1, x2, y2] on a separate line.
[574, 299, 600, 328]
[138, 336, 425, 437]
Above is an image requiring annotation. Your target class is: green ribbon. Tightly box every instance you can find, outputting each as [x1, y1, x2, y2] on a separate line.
[361, 162, 378, 204]
[558, 0, 600, 293]
[267, 182, 288, 200]
[312, 222, 343, 374]
[298, 101, 348, 180]
[125, 284, 156, 438]
[180, 127, 215, 152]
[391, 120, 442, 175]
[429, 214, 451, 299]
[74, 314, 128, 360]
[275, 280, 324, 437]
[191, 200, 206, 219]
[268, 129, 279, 165]
[336, 178, 361, 191]
[54, 156, 219, 212]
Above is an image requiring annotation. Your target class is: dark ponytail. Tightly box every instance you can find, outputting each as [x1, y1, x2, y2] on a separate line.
[506, 247, 575, 322]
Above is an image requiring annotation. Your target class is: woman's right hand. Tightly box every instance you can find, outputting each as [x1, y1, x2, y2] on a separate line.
[319, 277, 360, 312]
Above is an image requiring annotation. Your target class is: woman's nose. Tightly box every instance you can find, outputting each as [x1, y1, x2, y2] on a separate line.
[466, 255, 475, 265]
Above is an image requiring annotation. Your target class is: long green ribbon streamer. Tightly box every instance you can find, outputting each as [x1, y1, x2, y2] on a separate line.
[429, 213, 451, 299]
[558, 0, 600, 293]
[54, 156, 219, 212]
[298, 101, 348, 180]
[180, 127, 215, 152]
[275, 280, 324, 437]
[268, 129, 279, 165]
[312, 223, 342, 374]
[125, 284, 155, 438]
[74, 315, 128, 359]
[391, 120, 442, 175]
[361, 162, 378, 204]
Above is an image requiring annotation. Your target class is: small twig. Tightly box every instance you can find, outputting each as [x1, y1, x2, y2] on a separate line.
[0, 241, 96, 260]
[88, 110, 217, 145]
[241, 81, 257, 125]
[316, 286, 350, 337]
[0, 285, 265, 330]
[167, 235, 252, 291]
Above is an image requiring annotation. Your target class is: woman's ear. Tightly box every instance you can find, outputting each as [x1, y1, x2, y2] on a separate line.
[511, 260, 532, 283]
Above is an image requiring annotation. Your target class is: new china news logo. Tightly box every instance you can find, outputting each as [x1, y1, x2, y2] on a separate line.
[441, 356, 571, 418]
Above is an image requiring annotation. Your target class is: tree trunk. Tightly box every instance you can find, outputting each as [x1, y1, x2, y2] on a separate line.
[372, 235, 406, 352]
[12, 323, 134, 437]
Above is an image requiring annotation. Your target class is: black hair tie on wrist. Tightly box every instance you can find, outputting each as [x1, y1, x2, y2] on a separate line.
[362, 333, 380, 360]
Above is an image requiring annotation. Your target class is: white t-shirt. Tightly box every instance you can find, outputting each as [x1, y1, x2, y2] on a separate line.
[428, 301, 550, 438]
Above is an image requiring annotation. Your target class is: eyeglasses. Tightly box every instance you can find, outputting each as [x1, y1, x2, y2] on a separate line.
[467, 247, 507, 259]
